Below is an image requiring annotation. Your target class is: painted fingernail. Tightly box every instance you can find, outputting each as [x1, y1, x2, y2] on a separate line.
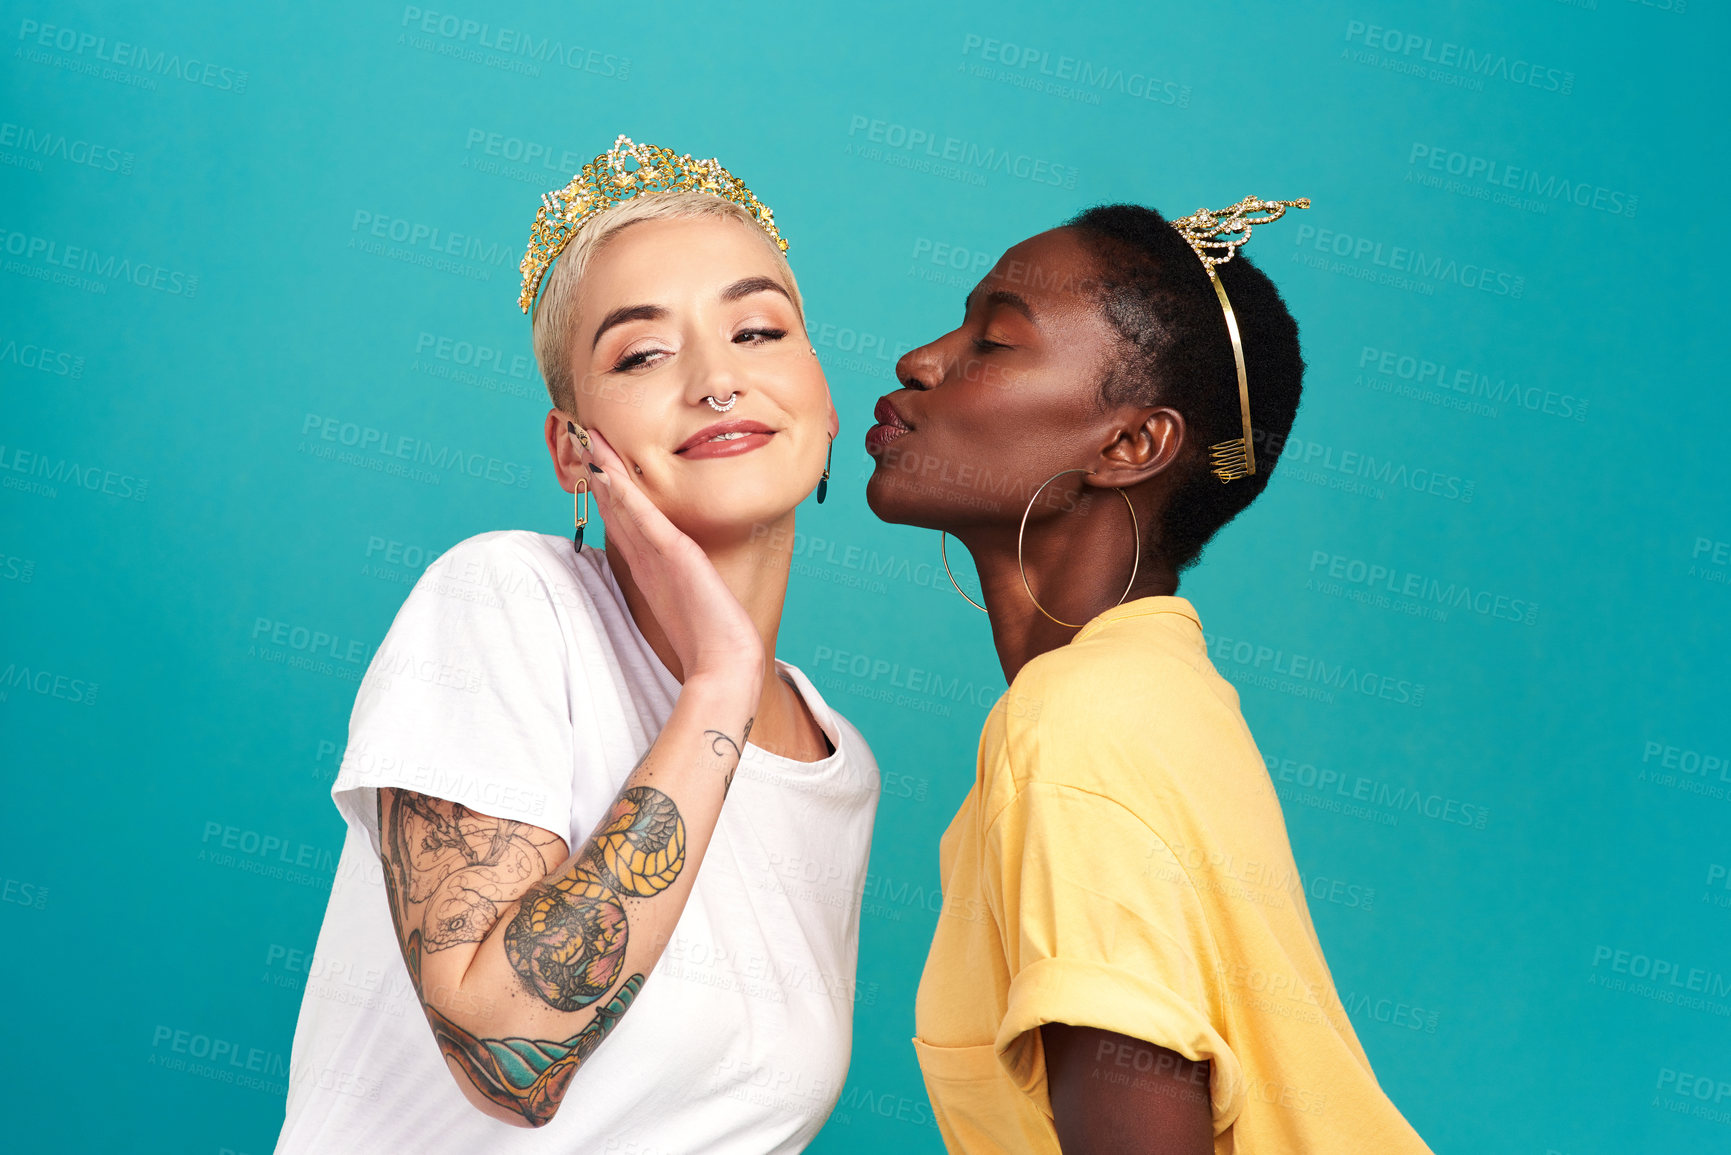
[567, 420, 577, 435]
[587, 463, 604, 475]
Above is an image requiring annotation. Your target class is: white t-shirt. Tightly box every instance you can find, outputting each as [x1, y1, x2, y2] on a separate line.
[276, 530, 881, 1155]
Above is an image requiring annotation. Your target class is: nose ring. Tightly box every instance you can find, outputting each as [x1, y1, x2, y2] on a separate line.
[704, 393, 738, 412]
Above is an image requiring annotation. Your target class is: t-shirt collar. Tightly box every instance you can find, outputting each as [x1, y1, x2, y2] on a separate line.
[1072, 595, 1203, 644]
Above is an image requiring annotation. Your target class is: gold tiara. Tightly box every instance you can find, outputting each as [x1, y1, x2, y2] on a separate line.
[1168, 196, 1310, 482]
[518, 134, 787, 314]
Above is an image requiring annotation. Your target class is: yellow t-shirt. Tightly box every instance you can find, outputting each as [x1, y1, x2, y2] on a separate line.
[912, 597, 1432, 1154]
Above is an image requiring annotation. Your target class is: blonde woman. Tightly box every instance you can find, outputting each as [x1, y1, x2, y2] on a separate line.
[277, 137, 879, 1154]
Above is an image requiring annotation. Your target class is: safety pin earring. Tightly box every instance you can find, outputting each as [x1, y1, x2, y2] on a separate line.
[816, 434, 833, 504]
[573, 478, 590, 551]
[567, 419, 593, 552]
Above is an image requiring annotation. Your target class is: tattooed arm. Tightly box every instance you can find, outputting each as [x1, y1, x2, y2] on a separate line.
[378, 675, 756, 1127]
[368, 420, 777, 1125]
[376, 424, 771, 1127]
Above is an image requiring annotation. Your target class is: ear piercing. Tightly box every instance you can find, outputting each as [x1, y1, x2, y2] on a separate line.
[566, 421, 591, 553]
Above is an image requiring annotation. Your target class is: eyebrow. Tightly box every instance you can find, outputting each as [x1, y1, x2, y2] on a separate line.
[591, 303, 667, 350]
[720, 275, 793, 305]
[590, 277, 794, 349]
[963, 288, 1036, 322]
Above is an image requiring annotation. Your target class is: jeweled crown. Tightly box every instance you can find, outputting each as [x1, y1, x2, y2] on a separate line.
[1167, 195, 1310, 482]
[518, 134, 788, 314]
[1169, 195, 1310, 279]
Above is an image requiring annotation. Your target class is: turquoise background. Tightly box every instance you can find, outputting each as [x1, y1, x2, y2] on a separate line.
[2, 1, 1725, 1152]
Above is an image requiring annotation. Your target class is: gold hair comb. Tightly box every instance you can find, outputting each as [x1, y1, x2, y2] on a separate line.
[1168, 196, 1310, 482]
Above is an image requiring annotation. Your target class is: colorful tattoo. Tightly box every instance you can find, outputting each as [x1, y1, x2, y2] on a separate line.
[377, 788, 676, 1125]
[426, 972, 645, 1125]
[504, 787, 685, 1011]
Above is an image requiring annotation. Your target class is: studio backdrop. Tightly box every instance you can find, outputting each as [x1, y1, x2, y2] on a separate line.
[2, 2, 1723, 1152]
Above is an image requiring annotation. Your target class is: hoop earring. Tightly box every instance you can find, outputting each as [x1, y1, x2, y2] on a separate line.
[1017, 468, 1140, 628]
[940, 532, 988, 613]
[572, 478, 589, 553]
[816, 434, 833, 504]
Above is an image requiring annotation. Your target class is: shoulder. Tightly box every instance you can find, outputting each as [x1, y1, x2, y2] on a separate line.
[371, 532, 606, 672]
[1006, 619, 1210, 736]
[412, 531, 601, 618]
[991, 613, 1238, 804]
[425, 529, 572, 588]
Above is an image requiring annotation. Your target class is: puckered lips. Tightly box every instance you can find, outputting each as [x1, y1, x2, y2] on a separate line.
[675, 418, 777, 460]
[865, 396, 912, 456]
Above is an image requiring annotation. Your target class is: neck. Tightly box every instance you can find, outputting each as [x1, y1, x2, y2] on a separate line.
[604, 508, 799, 733]
[956, 495, 1178, 684]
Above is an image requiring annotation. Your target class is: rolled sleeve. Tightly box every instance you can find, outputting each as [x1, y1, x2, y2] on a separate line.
[984, 782, 1246, 1133]
[331, 533, 577, 851]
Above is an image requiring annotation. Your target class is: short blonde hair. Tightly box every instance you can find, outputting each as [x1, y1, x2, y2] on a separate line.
[530, 191, 805, 414]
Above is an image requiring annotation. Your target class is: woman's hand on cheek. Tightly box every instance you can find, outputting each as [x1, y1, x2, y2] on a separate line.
[581, 428, 765, 687]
